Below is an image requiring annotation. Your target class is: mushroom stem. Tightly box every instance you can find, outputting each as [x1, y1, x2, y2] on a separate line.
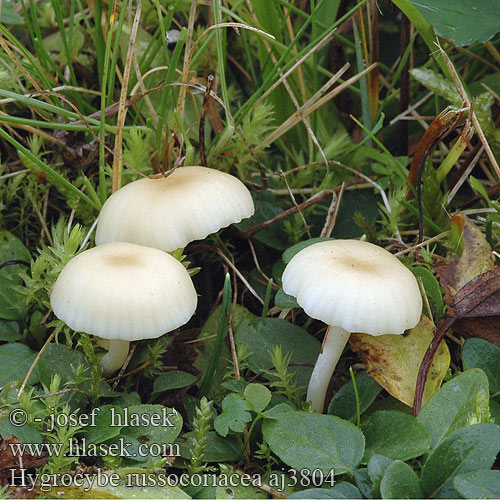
[99, 339, 130, 376]
[306, 326, 350, 412]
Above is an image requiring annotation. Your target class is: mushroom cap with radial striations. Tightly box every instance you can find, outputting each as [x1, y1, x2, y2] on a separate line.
[95, 166, 255, 252]
[281, 239, 422, 335]
[50, 242, 197, 341]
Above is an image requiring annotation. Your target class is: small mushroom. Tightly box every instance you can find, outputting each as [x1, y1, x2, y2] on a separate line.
[50, 242, 197, 375]
[281, 239, 422, 412]
[95, 166, 255, 252]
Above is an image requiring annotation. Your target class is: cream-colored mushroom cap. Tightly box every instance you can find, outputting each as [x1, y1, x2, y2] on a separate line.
[50, 242, 197, 341]
[282, 239, 422, 335]
[95, 166, 255, 252]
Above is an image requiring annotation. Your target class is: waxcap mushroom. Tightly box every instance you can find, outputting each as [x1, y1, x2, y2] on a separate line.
[50, 241, 197, 374]
[282, 239, 422, 335]
[95, 166, 255, 252]
[282, 239, 422, 412]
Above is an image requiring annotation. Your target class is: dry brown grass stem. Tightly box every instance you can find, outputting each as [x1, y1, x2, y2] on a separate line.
[393, 230, 451, 257]
[320, 182, 345, 238]
[132, 51, 159, 123]
[18, 331, 56, 400]
[265, 63, 376, 145]
[251, 28, 336, 113]
[111, 1, 141, 193]
[176, 0, 198, 122]
[446, 145, 484, 205]
[248, 11, 328, 166]
[437, 42, 500, 179]
[0, 35, 46, 93]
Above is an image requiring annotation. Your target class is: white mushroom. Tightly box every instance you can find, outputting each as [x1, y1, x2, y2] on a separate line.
[95, 166, 255, 252]
[50, 242, 197, 375]
[282, 239, 422, 412]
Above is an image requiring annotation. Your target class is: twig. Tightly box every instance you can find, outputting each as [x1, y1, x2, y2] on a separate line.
[413, 315, 455, 415]
[107, 359, 152, 383]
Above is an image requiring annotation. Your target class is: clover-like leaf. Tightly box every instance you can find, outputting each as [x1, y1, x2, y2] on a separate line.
[214, 394, 252, 437]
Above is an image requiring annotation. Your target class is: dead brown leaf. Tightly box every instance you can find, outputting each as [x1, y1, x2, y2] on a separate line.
[435, 215, 495, 293]
[0, 435, 47, 485]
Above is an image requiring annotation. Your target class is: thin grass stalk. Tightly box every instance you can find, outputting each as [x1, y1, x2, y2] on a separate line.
[198, 273, 232, 397]
[106, 0, 128, 106]
[99, 0, 122, 202]
[353, 20, 371, 145]
[111, 1, 141, 193]
[235, 0, 369, 122]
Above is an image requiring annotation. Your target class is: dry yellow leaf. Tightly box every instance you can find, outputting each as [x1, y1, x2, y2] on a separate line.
[349, 315, 450, 407]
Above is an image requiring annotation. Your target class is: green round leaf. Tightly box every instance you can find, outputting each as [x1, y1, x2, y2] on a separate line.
[235, 318, 321, 397]
[417, 368, 490, 450]
[0, 343, 38, 386]
[462, 338, 500, 393]
[328, 371, 382, 421]
[152, 371, 197, 394]
[454, 469, 500, 499]
[421, 423, 500, 498]
[262, 411, 365, 475]
[244, 383, 271, 412]
[412, 0, 500, 46]
[380, 460, 423, 499]
[361, 411, 430, 463]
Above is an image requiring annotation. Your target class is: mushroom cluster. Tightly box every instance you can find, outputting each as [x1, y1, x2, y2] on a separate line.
[50, 167, 255, 375]
[281, 239, 422, 412]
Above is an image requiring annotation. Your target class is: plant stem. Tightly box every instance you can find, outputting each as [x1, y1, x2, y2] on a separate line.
[100, 339, 131, 376]
[307, 326, 350, 412]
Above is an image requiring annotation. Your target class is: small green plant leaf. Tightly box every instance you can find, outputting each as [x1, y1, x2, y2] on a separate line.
[152, 371, 197, 394]
[410, 267, 445, 319]
[120, 405, 183, 449]
[177, 431, 242, 462]
[214, 394, 252, 437]
[262, 411, 365, 475]
[37, 343, 90, 387]
[417, 368, 490, 450]
[0, 319, 21, 342]
[288, 482, 362, 499]
[0, 230, 30, 320]
[367, 454, 393, 498]
[453, 469, 500, 499]
[354, 468, 373, 499]
[421, 423, 500, 498]
[361, 411, 431, 463]
[244, 383, 271, 412]
[83, 406, 124, 444]
[274, 288, 300, 308]
[0, 343, 38, 386]
[462, 338, 500, 393]
[195, 304, 254, 400]
[235, 318, 321, 396]
[328, 371, 382, 421]
[380, 460, 423, 499]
